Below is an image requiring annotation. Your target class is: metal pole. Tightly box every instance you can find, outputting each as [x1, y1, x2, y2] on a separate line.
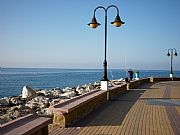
[170, 49, 173, 75]
[167, 48, 177, 78]
[102, 10, 108, 81]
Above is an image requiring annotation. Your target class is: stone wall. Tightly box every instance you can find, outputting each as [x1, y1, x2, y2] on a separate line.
[139, 78, 151, 85]
[127, 78, 151, 89]
[0, 114, 52, 135]
[109, 84, 127, 99]
[151, 77, 180, 82]
[48, 90, 107, 128]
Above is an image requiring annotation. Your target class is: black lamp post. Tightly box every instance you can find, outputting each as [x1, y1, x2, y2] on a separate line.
[167, 48, 178, 78]
[88, 5, 124, 82]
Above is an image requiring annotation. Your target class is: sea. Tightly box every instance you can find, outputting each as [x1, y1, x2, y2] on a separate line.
[0, 68, 180, 98]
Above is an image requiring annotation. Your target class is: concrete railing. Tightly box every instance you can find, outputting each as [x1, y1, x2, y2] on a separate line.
[0, 114, 52, 135]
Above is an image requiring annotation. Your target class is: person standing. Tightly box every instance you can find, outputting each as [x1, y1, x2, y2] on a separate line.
[128, 69, 134, 81]
[135, 71, 139, 80]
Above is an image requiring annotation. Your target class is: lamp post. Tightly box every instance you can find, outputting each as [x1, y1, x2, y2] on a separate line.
[88, 5, 124, 92]
[167, 48, 178, 78]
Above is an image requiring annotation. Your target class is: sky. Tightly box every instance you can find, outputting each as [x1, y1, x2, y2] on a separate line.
[0, 0, 180, 70]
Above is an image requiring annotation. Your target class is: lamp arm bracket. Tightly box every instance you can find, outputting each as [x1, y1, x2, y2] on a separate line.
[93, 5, 120, 16]
[93, 6, 106, 17]
[106, 5, 119, 15]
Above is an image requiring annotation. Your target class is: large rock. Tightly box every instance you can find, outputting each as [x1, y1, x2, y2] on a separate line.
[0, 98, 10, 106]
[60, 91, 76, 98]
[76, 86, 84, 94]
[22, 85, 37, 98]
[25, 96, 50, 110]
[37, 90, 48, 96]
[9, 97, 23, 105]
[52, 90, 62, 97]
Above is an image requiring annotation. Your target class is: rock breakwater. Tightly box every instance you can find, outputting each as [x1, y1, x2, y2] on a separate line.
[0, 79, 124, 124]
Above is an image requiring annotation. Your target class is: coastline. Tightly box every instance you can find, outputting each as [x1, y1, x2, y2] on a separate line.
[0, 78, 125, 124]
[1, 68, 180, 98]
[1, 68, 180, 125]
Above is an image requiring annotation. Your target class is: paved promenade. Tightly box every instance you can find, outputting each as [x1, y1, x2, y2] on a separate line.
[49, 81, 180, 135]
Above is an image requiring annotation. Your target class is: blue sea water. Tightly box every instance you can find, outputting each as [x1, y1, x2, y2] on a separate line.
[0, 68, 180, 98]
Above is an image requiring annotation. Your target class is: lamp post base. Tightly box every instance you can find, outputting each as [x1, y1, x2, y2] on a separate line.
[170, 74, 173, 78]
[101, 81, 109, 90]
[101, 81, 109, 101]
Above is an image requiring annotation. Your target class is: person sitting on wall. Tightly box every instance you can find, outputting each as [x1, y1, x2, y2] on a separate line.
[125, 77, 129, 83]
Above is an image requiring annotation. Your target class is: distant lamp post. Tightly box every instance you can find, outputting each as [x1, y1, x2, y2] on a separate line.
[88, 5, 124, 93]
[167, 48, 178, 78]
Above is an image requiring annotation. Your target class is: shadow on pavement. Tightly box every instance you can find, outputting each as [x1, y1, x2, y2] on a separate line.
[74, 89, 147, 127]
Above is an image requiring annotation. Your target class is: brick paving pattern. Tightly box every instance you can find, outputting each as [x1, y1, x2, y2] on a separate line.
[49, 81, 180, 135]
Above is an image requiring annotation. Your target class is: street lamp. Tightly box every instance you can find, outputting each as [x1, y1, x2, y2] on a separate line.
[88, 5, 124, 92]
[167, 48, 178, 78]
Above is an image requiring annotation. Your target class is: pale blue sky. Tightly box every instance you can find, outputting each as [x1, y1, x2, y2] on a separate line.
[0, 0, 180, 70]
